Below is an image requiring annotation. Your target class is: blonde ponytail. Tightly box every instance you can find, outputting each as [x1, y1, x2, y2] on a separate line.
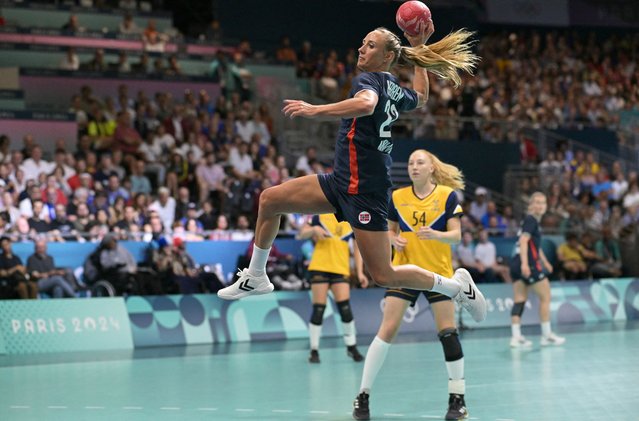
[415, 149, 465, 190]
[400, 29, 479, 87]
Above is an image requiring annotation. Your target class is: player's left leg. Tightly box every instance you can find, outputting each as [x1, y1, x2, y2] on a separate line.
[332, 282, 363, 361]
[532, 278, 565, 346]
[432, 300, 469, 420]
[353, 228, 486, 322]
[308, 281, 330, 363]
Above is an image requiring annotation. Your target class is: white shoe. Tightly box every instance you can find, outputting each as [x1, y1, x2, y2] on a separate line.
[541, 333, 566, 346]
[217, 268, 274, 300]
[510, 335, 533, 348]
[453, 268, 487, 322]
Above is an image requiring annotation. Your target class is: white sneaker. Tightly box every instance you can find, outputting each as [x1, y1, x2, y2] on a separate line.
[217, 268, 274, 300]
[541, 333, 566, 346]
[510, 335, 533, 348]
[453, 268, 487, 322]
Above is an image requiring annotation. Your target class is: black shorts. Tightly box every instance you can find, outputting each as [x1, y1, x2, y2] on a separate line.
[318, 173, 389, 231]
[308, 271, 349, 285]
[384, 288, 451, 308]
[510, 256, 547, 285]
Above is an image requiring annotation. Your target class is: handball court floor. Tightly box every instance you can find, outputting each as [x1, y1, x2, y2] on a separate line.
[1, 321, 636, 421]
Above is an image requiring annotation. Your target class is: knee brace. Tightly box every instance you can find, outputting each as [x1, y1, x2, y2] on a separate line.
[310, 303, 326, 325]
[438, 328, 463, 362]
[511, 301, 526, 318]
[336, 300, 354, 323]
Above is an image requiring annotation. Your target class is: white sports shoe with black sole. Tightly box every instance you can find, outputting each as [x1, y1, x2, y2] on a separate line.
[453, 268, 487, 322]
[217, 268, 274, 300]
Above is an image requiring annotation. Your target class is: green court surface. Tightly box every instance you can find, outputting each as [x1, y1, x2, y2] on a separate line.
[1, 321, 636, 421]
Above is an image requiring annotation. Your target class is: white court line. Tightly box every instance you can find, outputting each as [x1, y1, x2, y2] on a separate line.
[123, 406, 143, 410]
[310, 410, 330, 414]
[10, 406, 30, 409]
[85, 406, 105, 409]
[236, 408, 255, 412]
[160, 407, 181, 410]
[496, 419, 514, 421]
[384, 414, 405, 417]
[48, 406, 67, 409]
[272, 409, 293, 413]
[197, 407, 218, 411]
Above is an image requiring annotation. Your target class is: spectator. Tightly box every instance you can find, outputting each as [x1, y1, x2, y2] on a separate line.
[196, 152, 227, 205]
[276, 36, 297, 65]
[119, 12, 139, 35]
[143, 19, 164, 51]
[131, 53, 150, 74]
[87, 106, 116, 151]
[198, 200, 217, 231]
[480, 201, 506, 231]
[61, 14, 84, 35]
[27, 239, 76, 298]
[623, 182, 639, 210]
[454, 231, 481, 279]
[113, 111, 143, 160]
[557, 233, 588, 280]
[59, 47, 80, 71]
[469, 187, 488, 222]
[149, 187, 176, 230]
[203, 19, 223, 42]
[295, 146, 317, 176]
[83, 49, 107, 72]
[21, 145, 53, 183]
[474, 229, 512, 283]
[231, 214, 253, 241]
[106, 174, 130, 206]
[94, 233, 138, 295]
[130, 160, 152, 195]
[593, 226, 623, 278]
[0, 236, 37, 299]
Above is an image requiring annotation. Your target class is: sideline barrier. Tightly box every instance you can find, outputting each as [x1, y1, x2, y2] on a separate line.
[0, 298, 132, 354]
[1, 279, 637, 354]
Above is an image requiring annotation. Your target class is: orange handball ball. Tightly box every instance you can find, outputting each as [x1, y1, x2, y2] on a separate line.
[396, 1, 432, 37]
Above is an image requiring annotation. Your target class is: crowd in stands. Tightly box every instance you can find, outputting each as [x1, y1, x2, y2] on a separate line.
[2, 4, 639, 295]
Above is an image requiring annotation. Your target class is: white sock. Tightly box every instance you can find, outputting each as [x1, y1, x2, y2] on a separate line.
[309, 323, 322, 350]
[343, 321, 356, 347]
[449, 378, 466, 395]
[512, 323, 522, 338]
[430, 273, 461, 297]
[359, 336, 391, 393]
[445, 357, 464, 380]
[248, 244, 271, 277]
[541, 321, 551, 337]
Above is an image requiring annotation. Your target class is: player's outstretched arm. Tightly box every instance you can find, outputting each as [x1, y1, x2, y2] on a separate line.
[282, 90, 378, 120]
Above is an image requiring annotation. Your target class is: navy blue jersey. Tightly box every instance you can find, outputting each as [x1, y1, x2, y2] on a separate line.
[514, 214, 543, 271]
[333, 72, 419, 194]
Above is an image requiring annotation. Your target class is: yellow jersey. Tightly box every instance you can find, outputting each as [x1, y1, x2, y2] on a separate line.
[307, 214, 354, 277]
[388, 185, 463, 277]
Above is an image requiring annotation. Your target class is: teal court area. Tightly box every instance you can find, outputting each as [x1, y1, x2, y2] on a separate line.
[1, 321, 636, 421]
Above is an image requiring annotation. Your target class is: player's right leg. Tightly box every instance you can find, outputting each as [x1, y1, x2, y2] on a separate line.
[308, 280, 329, 363]
[218, 175, 335, 300]
[354, 296, 410, 420]
[353, 228, 486, 322]
[532, 278, 565, 346]
[510, 280, 532, 348]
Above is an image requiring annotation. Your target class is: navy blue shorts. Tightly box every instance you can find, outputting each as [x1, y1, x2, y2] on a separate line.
[510, 256, 547, 285]
[308, 271, 348, 285]
[317, 173, 389, 231]
[384, 288, 451, 308]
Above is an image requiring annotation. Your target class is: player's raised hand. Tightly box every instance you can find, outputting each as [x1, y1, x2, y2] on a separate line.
[404, 18, 434, 47]
[283, 99, 317, 119]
